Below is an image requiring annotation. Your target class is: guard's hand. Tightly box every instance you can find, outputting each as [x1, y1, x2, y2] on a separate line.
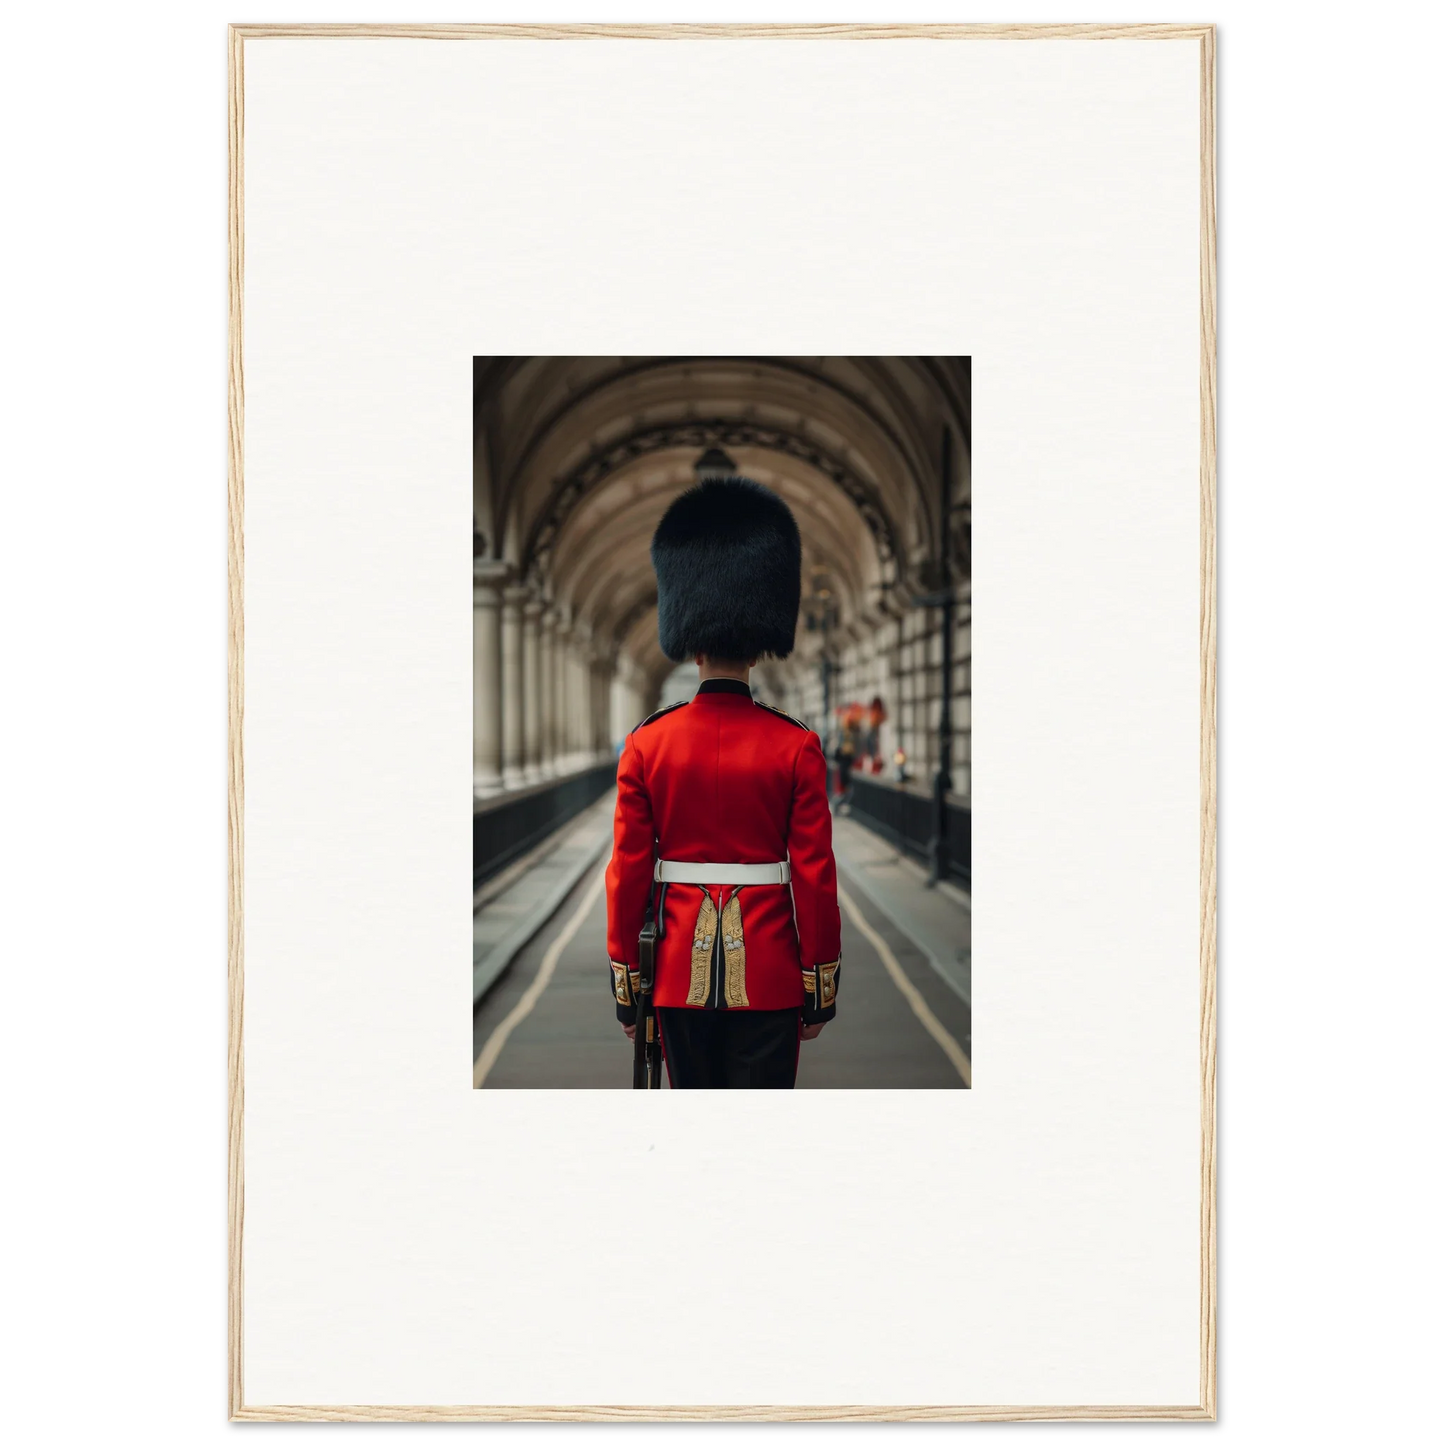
[801, 1022, 827, 1041]
[622, 1024, 636, 1041]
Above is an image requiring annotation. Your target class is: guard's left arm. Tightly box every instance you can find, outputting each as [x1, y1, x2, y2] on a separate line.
[605, 732, 654, 1025]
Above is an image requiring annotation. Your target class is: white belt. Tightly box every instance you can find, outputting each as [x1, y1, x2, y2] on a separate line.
[654, 860, 791, 885]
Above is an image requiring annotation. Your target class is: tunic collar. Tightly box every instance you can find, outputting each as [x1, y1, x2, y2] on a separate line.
[695, 678, 753, 699]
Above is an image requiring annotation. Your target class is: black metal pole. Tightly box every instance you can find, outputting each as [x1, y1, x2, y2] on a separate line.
[820, 628, 834, 796]
[928, 428, 955, 887]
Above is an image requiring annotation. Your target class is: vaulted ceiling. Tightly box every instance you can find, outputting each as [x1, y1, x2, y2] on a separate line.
[474, 357, 970, 693]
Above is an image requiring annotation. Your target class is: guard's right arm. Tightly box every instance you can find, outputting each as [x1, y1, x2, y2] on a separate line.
[605, 733, 654, 1025]
[788, 729, 842, 1025]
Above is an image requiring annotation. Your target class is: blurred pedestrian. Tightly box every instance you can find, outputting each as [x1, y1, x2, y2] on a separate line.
[864, 694, 887, 768]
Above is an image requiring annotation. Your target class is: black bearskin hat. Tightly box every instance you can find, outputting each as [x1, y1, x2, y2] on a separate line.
[651, 476, 802, 662]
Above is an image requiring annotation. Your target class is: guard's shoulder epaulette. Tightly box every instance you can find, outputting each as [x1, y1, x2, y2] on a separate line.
[754, 701, 808, 730]
[631, 701, 687, 733]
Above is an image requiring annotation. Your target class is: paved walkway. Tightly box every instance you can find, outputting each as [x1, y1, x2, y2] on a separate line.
[472, 809, 972, 1089]
[471, 792, 616, 1005]
[830, 812, 972, 1007]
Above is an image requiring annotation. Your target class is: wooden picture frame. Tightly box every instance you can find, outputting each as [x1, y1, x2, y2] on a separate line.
[229, 22, 1216, 1421]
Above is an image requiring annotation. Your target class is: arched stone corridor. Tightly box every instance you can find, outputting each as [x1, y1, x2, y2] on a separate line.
[473, 356, 971, 822]
[473, 357, 972, 1085]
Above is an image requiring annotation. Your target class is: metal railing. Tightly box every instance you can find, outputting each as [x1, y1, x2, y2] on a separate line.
[844, 772, 972, 890]
[473, 761, 617, 890]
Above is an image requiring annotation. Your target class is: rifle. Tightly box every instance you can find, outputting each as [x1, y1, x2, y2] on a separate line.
[632, 894, 663, 1089]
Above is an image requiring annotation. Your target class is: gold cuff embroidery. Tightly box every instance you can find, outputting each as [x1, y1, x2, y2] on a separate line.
[610, 960, 635, 1006]
[818, 959, 839, 1008]
[802, 972, 816, 994]
[687, 892, 717, 1006]
[721, 894, 749, 1008]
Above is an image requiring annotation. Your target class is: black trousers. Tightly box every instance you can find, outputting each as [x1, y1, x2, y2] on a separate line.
[657, 1007, 801, 1089]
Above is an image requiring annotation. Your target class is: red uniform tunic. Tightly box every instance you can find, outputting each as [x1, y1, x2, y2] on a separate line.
[606, 679, 842, 1019]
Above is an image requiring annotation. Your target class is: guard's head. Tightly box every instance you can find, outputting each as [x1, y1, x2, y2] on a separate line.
[651, 476, 802, 664]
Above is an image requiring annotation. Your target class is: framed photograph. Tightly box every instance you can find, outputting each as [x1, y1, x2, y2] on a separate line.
[468, 356, 974, 1094]
[230, 23, 1216, 1421]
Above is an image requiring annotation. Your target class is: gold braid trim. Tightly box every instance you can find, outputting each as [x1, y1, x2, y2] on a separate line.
[721, 894, 749, 1008]
[818, 959, 839, 1008]
[687, 891, 716, 1006]
[610, 960, 633, 1005]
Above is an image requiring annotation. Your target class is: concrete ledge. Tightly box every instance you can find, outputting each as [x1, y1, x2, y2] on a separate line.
[473, 754, 615, 814]
[472, 793, 615, 1007]
[832, 815, 971, 1008]
[473, 760, 616, 891]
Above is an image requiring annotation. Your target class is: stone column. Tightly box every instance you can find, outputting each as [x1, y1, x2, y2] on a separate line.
[534, 604, 549, 774]
[626, 674, 641, 740]
[561, 618, 579, 770]
[522, 596, 545, 783]
[602, 660, 615, 757]
[500, 585, 527, 788]
[554, 610, 570, 775]
[472, 562, 507, 795]
[591, 654, 610, 761]
[557, 614, 572, 771]
[611, 655, 641, 745]
[557, 613, 573, 772]
[540, 609, 560, 776]
[563, 624, 581, 769]
[583, 653, 597, 758]
[899, 614, 914, 776]
[586, 657, 599, 760]
[569, 622, 591, 766]
[609, 668, 625, 751]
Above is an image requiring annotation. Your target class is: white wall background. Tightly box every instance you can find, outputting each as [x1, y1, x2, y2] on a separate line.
[242, 30, 1201, 1410]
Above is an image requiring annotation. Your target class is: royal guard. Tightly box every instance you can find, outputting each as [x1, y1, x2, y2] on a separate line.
[606, 467, 842, 1088]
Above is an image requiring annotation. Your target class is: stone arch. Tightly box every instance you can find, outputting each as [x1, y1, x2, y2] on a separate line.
[518, 417, 903, 590]
[472, 356, 970, 802]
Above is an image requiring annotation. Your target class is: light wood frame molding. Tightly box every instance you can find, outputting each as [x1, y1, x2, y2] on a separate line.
[227, 21, 1217, 1423]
